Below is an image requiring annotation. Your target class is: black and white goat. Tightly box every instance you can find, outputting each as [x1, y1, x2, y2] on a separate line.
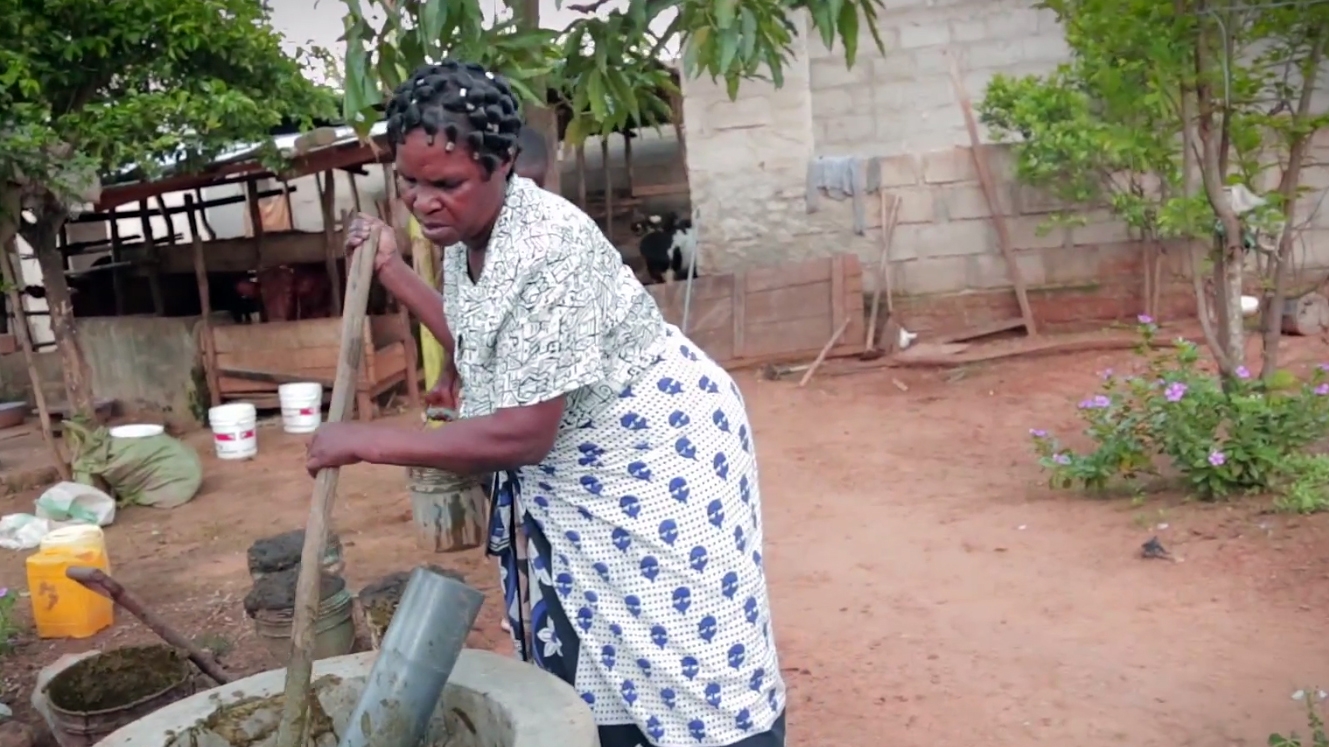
[631, 211, 698, 285]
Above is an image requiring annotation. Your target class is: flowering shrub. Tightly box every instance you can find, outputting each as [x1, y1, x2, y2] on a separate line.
[0, 586, 18, 655]
[1270, 690, 1329, 747]
[1031, 317, 1329, 506]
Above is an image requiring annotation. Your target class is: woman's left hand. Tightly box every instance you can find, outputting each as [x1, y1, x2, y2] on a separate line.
[306, 423, 367, 477]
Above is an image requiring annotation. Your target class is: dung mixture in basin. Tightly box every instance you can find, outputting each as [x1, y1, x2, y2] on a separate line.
[46, 645, 190, 713]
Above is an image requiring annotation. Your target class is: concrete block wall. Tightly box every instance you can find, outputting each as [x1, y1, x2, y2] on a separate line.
[679, 0, 1329, 329]
[678, 12, 817, 270]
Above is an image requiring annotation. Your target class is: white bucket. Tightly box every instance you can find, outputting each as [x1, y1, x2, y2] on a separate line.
[109, 424, 164, 439]
[208, 403, 258, 460]
[278, 382, 324, 434]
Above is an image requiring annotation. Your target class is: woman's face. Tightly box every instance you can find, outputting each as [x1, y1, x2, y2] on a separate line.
[395, 128, 512, 246]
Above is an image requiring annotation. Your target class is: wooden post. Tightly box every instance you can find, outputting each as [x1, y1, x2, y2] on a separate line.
[107, 218, 126, 315]
[275, 228, 381, 747]
[1, 238, 70, 480]
[319, 170, 343, 315]
[245, 178, 266, 270]
[381, 166, 421, 408]
[282, 180, 296, 231]
[624, 132, 635, 198]
[576, 144, 588, 210]
[601, 137, 614, 241]
[194, 188, 216, 239]
[139, 200, 165, 315]
[184, 195, 221, 408]
[347, 170, 363, 214]
[947, 54, 1038, 337]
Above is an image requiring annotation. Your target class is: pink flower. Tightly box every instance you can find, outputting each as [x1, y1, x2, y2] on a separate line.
[1235, 366, 1251, 380]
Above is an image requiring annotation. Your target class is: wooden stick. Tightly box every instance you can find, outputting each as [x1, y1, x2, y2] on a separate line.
[65, 566, 232, 684]
[184, 196, 222, 408]
[274, 227, 380, 747]
[576, 145, 588, 210]
[602, 137, 614, 239]
[947, 54, 1038, 337]
[380, 172, 421, 408]
[799, 317, 853, 388]
[1, 239, 69, 480]
[865, 193, 901, 352]
[140, 200, 165, 315]
[319, 171, 344, 316]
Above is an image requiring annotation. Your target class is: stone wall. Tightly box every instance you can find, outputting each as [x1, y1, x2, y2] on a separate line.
[679, 0, 1329, 330]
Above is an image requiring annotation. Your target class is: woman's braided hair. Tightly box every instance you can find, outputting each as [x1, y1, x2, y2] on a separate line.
[385, 60, 524, 177]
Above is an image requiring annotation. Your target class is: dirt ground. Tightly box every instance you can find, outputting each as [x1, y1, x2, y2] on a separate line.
[4, 329, 1329, 747]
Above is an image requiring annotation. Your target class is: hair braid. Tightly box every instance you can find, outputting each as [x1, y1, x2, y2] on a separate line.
[385, 60, 524, 176]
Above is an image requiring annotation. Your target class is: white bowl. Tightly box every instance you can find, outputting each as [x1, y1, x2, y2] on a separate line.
[109, 424, 165, 439]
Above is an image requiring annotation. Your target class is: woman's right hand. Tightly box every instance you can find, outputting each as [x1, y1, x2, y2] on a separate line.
[424, 365, 461, 419]
[430, 364, 467, 409]
[345, 213, 402, 274]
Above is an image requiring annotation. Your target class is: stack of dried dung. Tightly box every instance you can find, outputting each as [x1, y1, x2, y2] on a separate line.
[246, 528, 344, 581]
[356, 565, 464, 650]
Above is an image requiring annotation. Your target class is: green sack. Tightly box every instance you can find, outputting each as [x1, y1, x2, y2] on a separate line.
[66, 421, 203, 509]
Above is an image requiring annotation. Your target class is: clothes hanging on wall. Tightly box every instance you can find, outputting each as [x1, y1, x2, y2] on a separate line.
[806, 156, 884, 236]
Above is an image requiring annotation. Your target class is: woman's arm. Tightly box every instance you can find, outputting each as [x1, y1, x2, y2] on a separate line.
[368, 398, 562, 472]
[379, 257, 456, 358]
[307, 398, 563, 476]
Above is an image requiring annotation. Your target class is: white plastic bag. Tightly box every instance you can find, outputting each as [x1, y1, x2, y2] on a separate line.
[0, 483, 115, 551]
[34, 482, 116, 526]
[0, 514, 50, 551]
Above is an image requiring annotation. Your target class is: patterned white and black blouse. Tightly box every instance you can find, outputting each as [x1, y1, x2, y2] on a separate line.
[442, 176, 786, 747]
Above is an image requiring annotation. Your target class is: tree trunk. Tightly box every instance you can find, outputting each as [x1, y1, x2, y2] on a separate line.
[511, 0, 561, 196]
[1259, 31, 1326, 379]
[30, 209, 96, 421]
[525, 106, 561, 195]
[1213, 238, 1245, 371]
[1192, 11, 1244, 375]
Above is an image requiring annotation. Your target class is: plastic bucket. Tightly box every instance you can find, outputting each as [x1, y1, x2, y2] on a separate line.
[406, 467, 487, 553]
[108, 424, 164, 439]
[252, 590, 355, 665]
[277, 382, 323, 434]
[208, 403, 257, 460]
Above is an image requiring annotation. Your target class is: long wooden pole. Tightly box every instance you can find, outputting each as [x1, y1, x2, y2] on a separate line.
[319, 171, 344, 316]
[947, 54, 1038, 337]
[864, 193, 900, 352]
[274, 227, 381, 747]
[184, 196, 221, 408]
[1, 238, 69, 480]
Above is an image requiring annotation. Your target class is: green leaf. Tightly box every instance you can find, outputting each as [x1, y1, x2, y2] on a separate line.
[714, 0, 738, 30]
[587, 70, 609, 123]
[838, 0, 859, 67]
[420, 0, 448, 55]
[739, 8, 758, 61]
[718, 29, 740, 73]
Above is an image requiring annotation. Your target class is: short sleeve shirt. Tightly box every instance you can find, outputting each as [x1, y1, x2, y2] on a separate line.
[441, 176, 670, 426]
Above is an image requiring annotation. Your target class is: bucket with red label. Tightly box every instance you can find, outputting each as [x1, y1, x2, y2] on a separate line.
[277, 382, 323, 434]
[208, 402, 258, 459]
